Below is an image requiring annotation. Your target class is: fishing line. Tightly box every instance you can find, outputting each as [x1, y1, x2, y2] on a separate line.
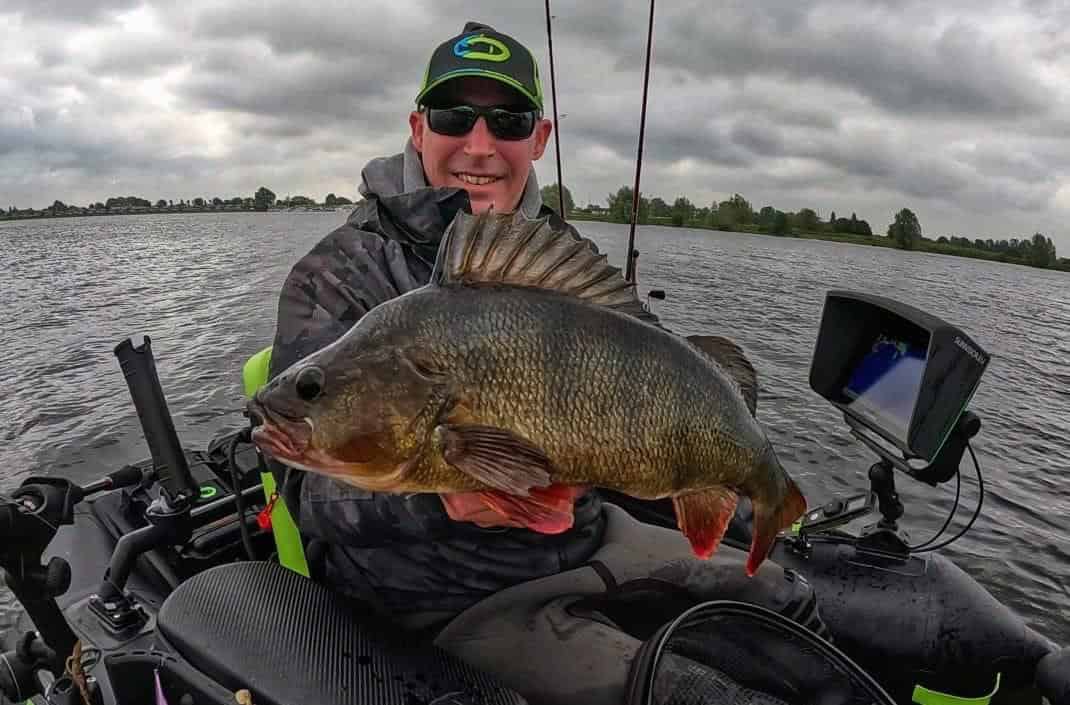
[544, 0, 566, 222]
[911, 441, 985, 554]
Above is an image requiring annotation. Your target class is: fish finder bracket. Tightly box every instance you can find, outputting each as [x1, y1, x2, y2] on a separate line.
[850, 409, 982, 558]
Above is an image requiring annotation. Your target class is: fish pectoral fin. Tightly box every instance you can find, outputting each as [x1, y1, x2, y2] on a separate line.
[672, 487, 740, 561]
[436, 424, 554, 494]
[476, 485, 580, 534]
[686, 335, 759, 417]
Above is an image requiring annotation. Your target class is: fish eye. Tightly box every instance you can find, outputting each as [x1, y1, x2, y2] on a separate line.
[295, 366, 325, 402]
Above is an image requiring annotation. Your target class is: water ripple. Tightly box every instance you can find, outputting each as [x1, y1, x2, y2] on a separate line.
[0, 214, 1067, 646]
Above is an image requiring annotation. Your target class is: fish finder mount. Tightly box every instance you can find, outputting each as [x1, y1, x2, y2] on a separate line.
[801, 290, 990, 559]
[850, 409, 981, 558]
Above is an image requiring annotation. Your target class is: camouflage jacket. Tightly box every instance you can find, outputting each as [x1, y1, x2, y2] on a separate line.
[267, 139, 606, 622]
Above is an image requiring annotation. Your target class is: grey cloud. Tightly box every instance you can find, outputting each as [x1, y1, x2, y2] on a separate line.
[190, 1, 432, 66]
[564, 106, 754, 169]
[730, 120, 785, 158]
[786, 126, 1060, 214]
[0, 113, 209, 177]
[180, 46, 404, 124]
[1, 0, 141, 23]
[954, 144, 1051, 185]
[89, 39, 189, 77]
[2, 0, 1070, 252]
[738, 100, 841, 132]
[35, 46, 69, 69]
[592, 1, 1053, 119]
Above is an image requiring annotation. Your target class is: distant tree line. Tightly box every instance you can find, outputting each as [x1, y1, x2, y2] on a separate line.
[886, 207, 1061, 268]
[537, 183, 1066, 272]
[573, 185, 876, 239]
[4, 186, 354, 219]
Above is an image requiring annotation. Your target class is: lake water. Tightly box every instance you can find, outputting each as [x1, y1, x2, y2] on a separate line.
[1, 212, 1067, 645]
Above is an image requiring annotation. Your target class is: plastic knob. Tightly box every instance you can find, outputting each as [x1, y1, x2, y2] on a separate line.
[45, 557, 72, 597]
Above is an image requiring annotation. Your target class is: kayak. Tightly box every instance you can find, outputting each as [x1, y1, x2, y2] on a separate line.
[1, 295, 1066, 705]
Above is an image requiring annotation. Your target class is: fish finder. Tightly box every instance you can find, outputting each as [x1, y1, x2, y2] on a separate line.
[809, 290, 990, 465]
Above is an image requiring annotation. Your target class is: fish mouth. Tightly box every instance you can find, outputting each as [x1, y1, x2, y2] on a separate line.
[247, 399, 314, 463]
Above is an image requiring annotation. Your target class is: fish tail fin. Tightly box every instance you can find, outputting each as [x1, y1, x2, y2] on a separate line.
[747, 449, 808, 576]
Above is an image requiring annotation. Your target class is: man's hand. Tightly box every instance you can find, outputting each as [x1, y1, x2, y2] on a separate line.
[441, 492, 529, 528]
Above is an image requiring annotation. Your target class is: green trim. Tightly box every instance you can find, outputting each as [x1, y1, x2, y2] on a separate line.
[242, 346, 273, 399]
[241, 345, 310, 577]
[260, 469, 310, 578]
[912, 673, 1001, 705]
[199, 485, 218, 499]
[525, 45, 544, 108]
[416, 68, 542, 112]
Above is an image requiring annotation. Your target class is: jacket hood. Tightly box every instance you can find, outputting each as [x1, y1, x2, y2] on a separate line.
[352, 138, 543, 265]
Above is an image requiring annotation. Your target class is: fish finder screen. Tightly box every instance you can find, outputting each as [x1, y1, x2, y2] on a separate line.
[842, 334, 928, 442]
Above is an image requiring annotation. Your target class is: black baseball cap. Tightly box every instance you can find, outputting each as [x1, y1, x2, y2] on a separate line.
[415, 21, 544, 113]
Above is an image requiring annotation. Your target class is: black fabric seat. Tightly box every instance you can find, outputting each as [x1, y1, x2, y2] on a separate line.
[157, 561, 526, 705]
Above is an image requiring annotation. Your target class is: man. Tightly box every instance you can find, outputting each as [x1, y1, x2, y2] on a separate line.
[267, 21, 826, 705]
[268, 20, 607, 628]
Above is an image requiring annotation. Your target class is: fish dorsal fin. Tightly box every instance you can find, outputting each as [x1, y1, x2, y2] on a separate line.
[431, 210, 661, 325]
[686, 334, 759, 417]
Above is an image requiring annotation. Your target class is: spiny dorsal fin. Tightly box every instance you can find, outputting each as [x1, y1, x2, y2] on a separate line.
[686, 334, 759, 417]
[432, 210, 660, 325]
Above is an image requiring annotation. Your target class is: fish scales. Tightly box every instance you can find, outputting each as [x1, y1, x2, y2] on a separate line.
[370, 283, 765, 498]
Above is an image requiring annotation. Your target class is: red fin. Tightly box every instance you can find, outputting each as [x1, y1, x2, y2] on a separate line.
[747, 479, 808, 576]
[477, 484, 582, 534]
[672, 488, 739, 560]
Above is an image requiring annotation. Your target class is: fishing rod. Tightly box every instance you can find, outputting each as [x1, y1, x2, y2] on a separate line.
[543, 0, 655, 282]
[626, 0, 656, 283]
[544, 0, 567, 223]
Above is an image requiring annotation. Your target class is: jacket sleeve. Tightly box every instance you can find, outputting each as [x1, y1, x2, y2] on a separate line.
[265, 210, 433, 543]
[267, 218, 424, 379]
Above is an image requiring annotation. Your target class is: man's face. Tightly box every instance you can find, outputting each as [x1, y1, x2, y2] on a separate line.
[409, 77, 553, 214]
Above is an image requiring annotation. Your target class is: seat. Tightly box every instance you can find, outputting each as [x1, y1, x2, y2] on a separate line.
[157, 561, 526, 705]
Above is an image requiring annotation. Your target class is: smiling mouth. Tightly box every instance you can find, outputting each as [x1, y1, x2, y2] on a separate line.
[454, 172, 502, 186]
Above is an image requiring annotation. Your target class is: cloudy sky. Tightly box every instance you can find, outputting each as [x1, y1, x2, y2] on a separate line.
[4, 0, 1070, 249]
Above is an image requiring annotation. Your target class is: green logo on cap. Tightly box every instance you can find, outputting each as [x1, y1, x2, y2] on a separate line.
[453, 34, 511, 62]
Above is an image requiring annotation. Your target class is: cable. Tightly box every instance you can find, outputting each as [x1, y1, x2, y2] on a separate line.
[227, 430, 258, 561]
[911, 441, 985, 554]
[907, 462, 962, 551]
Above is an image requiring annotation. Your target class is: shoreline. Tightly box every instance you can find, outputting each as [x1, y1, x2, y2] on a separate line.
[0, 205, 343, 220]
[567, 212, 1070, 273]
[4, 206, 1066, 273]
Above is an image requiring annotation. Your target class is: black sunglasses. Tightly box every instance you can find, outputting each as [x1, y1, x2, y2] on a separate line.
[424, 104, 539, 141]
